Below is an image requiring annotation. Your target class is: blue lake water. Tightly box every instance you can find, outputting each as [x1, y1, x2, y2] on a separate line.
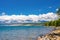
[0, 26, 54, 40]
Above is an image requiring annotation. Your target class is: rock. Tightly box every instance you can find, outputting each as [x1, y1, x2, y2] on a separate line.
[37, 29, 60, 40]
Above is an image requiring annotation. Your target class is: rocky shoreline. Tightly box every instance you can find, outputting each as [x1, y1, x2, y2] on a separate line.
[37, 27, 60, 40]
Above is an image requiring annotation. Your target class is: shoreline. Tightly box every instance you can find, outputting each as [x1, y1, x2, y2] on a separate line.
[37, 26, 60, 40]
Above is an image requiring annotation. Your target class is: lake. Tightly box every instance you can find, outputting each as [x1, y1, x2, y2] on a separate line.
[0, 26, 54, 40]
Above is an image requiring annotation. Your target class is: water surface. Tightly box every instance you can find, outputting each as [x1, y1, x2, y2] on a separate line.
[0, 26, 54, 40]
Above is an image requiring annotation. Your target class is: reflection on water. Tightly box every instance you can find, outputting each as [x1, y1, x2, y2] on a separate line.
[0, 26, 54, 40]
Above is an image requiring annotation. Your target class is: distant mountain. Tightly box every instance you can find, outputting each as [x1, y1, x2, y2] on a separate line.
[0, 19, 48, 26]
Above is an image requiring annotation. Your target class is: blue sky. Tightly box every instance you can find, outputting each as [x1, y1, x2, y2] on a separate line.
[0, 0, 60, 15]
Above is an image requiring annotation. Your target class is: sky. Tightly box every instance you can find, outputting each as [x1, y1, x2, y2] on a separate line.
[0, 0, 60, 23]
[0, 0, 60, 15]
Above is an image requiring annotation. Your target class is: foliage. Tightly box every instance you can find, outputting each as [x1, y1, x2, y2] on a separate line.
[44, 18, 60, 27]
[45, 8, 60, 27]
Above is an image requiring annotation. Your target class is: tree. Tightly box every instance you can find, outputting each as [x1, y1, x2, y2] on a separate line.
[44, 8, 60, 27]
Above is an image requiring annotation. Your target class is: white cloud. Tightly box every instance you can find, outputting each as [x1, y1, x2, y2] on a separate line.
[56, 8, 59, 11]
[0, 12, 58, 24]
[49, 6, 52, 8]
[39, 13, 57, 21]
[1, 12, 6, 15]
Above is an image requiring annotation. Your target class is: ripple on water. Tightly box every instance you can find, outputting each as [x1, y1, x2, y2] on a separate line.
[0, 26, 54, 40]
